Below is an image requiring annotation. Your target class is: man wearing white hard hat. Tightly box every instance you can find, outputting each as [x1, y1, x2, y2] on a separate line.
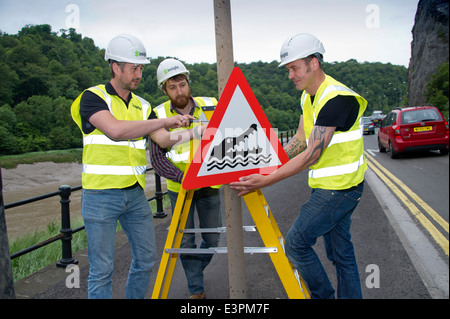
[231, 33, 367, 299]
[71, 34, 193, 299]
[149, 58, 221, 299]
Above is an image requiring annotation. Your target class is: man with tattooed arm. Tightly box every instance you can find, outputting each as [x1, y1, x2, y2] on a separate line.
[231, 34, 368, 299]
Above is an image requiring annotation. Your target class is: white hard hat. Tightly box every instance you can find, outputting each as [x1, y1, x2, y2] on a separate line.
[105, 34, 150, 65]
[157, 58, 190, 89]
[279, 33, 325, 68]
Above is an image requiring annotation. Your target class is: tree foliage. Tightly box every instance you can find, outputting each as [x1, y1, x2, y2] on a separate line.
[1, 24, 413, 156]
[425, 61, 449, 119]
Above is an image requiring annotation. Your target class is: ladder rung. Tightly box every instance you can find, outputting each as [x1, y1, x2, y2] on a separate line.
[165, 247, 277, 254]
[183, 226, 256, 233]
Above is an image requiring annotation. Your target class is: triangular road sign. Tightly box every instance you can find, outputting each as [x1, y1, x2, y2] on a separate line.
[182, 67, 289, 190]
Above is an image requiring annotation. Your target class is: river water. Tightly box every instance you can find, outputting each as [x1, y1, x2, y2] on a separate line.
[1, 162, 164, 241]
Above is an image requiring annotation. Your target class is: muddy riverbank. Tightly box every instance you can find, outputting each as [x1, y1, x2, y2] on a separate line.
[1, 161, 164, 241]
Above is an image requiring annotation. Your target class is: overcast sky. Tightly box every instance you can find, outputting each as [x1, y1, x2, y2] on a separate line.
[0, 0, 419, 67]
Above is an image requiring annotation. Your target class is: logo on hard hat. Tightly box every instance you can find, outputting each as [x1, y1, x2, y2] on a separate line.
[164, 65, 180, 74]
[280, 52, 289, 59]
[135, 50, 145, 57]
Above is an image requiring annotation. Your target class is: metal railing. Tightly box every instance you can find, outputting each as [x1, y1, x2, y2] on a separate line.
[2, 129, 296, 268]
[280, 129, 297, 146]
[4, 167, 166, 267]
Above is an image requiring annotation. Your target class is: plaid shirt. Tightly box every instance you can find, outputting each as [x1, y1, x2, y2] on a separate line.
[149, 97, 198, 184]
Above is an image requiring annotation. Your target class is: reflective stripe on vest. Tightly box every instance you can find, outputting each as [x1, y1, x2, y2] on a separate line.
[153, 97, 219, 192]
[90, 86, 113, 114]
[166, 150, 190, 162]
[306, 117, 364, 148]
[135, 95, 150, 120]
[316, 85, 356, 105]
[89, 85, 150, 120]
[155, 97, 216, 165]
[83, 164, 147, 176]
[155, 103, 187, 163]
[305, 84, 358, 125]
[309, 154, 365, 179]
[200, 97, 215, 107]
[83, 135, 146, 149]
[155, 103, 168, 119]
[71, 85, 150, 189]
[82, 135, 147, 177]
[301, 75, 367, 189]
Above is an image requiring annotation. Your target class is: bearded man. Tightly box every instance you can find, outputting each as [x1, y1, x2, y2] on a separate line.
[149, 58, 222, 300]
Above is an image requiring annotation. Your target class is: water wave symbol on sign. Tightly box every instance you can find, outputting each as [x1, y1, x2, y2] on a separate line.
[207, 123, 272, 171]
[182, 67, 288, 190]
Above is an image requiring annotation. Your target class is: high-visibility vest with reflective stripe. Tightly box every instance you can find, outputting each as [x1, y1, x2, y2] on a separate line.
[71, 85, 151, 190]
[301, 75, 367, 190]
[154, 97, 220, 192]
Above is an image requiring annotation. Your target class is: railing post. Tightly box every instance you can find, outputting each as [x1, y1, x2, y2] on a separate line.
[56, 185, 78, 268]
[280, 132, 285, 146]
[153, 174, 167, 218]
[0, 168, 15, 298]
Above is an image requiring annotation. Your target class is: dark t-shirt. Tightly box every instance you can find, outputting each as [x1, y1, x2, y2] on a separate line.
[79, 82, 154, 134]
[304, 95, 360, 131]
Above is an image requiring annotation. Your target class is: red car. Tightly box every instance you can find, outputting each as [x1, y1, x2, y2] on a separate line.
[378, 106, 449, 158]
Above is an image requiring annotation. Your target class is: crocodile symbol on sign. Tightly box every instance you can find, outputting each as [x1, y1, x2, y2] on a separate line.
[207, 124, 272, 171]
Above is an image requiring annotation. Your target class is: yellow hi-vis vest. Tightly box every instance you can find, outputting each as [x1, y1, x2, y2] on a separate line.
[71, 85, 151, 190]
[301, 75, 367, 190]
[153, 97, 220, 192]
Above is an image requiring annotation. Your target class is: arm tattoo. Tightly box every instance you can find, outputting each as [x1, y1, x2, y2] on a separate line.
[284, 136, 307, 159]
[304, 126, 335, 166]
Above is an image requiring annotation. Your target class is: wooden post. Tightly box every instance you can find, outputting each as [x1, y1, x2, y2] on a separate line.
[0, 169, 15, 299]
[214, 0, 247, 299]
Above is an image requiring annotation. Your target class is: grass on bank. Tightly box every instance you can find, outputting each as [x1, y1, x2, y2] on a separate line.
[9, 195, 170, 282]
[10, 217, 88, 282]
[0, 149, 83, 169]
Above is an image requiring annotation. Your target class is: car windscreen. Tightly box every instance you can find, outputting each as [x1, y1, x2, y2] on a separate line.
[400, 109, 441, 124]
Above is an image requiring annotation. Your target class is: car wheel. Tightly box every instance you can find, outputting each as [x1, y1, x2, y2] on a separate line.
[378, 138, 386, 153]
[389, 141, 399, 159]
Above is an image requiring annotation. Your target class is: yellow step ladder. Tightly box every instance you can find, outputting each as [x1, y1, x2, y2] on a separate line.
[151, 186, 310, 299]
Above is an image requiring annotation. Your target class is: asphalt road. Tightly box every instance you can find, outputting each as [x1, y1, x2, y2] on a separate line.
[362, 128, 449, 299]
[18, 166, 440, 300]
[364, 129, 449, 222]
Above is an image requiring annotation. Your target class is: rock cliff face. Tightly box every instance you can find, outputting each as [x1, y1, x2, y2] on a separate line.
[408, 0, 449, 106]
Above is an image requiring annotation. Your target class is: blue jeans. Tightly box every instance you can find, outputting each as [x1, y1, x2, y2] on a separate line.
[285, 182, 364, 299]
[168, 188, 221, 295]
[81, 186, 156, 299]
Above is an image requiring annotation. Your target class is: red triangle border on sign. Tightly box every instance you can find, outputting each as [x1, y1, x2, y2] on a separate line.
[182, 67, 289, 190]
